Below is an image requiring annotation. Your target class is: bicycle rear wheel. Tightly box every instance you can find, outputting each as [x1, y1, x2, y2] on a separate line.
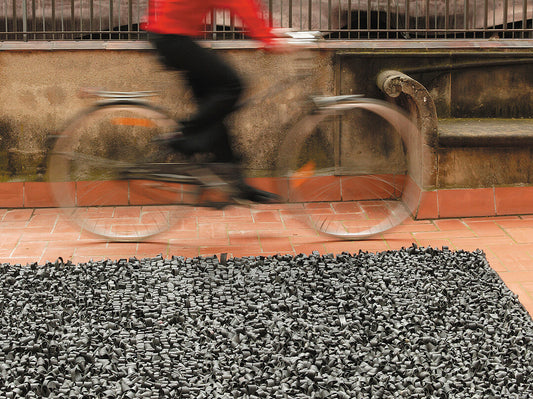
[277, 98, 416, 239]
[48, 102, 195, 241]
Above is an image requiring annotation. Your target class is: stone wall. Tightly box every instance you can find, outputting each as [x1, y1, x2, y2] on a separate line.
[0, 48, 335, 182]
[0, 43, 531, 186]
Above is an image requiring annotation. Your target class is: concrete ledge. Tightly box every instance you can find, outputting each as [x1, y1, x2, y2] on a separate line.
[403, 176, 533, 219]
[377, 69, 533, 217]
[1, 39, 533, 51]
[377, 70, 438, 190]
[439, 119, 533, 147]
[3, 179, 533, 220]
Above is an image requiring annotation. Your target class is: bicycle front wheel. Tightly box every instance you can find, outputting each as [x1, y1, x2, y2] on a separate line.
[48, 102, 194, 241]
[278, 98, 417, 239]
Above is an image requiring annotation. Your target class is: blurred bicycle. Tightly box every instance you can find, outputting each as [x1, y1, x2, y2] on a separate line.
[47, 32, 417, 241]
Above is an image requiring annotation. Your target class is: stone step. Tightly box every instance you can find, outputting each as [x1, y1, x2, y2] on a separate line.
[438, 118, 533, 147]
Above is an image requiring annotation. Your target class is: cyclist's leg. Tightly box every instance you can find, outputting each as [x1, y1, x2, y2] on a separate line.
[151, 34, 278, 203]
[150, 34, 242, 160]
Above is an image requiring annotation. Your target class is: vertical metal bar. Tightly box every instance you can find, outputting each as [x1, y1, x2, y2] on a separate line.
[33, 0, 37, 39]
[472, 0, 476, 33]
[89, 0, 93, 39]
[492, 0, 496, 32]
[202, 11, 206, 39]
[502, 0, 508, 36]
[483, 0, 488, 38]
[396, 0, 400, 38]
[334, 55, 342, 171]
[41, 0, 45, 38]
[453, 0, 457, 38]
[79, 0, 83, 39]
[435, 0, 439, 38]
[414, 0, 418, 38]
[289, 0, 293, 27]
[299, 0, 302, 30]
[523, 0, 528, 38]
[348, 0, 352, 39]
[328, 0, 332, 31]
[109, 0, 113, 39]
[128, 0, 133, 40]
[371, 0, 380, 38]
[211, 8, 215, 39]
[70, 0, 75, 39]
[338, 0, 341, 36]
[31, 0, 35, 38]
[269, 0, 273, 27]
[98, 0, 102, 39]
[229, 10, 233, 39]
[308, 0, 312, 30]
[367, 0, 371, 39]
[297, 0, 301, 30]
[386, 0, 391, 39]
[51, 0, 56, 40]
[222, 9, 226, 40]
[319, 0, 322, 30]
[22, 0, 27, 41]
[405, 0, 410, 38]
[11, 0, 16, 39]
[3, 0, 7, 40]
[444, 0, 446, 37]
[138, 0, 142, 38]
[60, 0, 65, 38]
[426, 0, 430, 38]
[465, 0, 469, 37]
[118, 0, 122, 38]
[357, 0, 363, 39]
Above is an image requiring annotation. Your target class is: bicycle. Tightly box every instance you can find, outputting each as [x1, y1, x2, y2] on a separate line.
[46, 33, 417, 242]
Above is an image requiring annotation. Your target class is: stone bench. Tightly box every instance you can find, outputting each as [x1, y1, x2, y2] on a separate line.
[377, 70, 533, 219]
[438, 118, 533, 147]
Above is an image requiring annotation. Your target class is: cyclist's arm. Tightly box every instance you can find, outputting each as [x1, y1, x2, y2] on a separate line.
[220, 0, 277, 45]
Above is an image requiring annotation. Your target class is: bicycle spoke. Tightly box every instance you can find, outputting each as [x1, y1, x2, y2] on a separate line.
[278, 98, 416, 239]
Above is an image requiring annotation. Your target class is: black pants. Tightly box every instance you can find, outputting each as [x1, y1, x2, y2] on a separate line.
[150, 34, 243, 162]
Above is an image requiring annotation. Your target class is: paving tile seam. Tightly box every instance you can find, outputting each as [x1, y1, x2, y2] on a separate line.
[2, 207, 533, 315]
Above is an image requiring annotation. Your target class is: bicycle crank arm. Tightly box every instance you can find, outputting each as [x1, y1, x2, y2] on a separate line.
[50, 151, 135, 169]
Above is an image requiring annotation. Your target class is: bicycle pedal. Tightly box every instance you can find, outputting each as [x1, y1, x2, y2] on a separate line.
[231, 198, 255, 207]
[151, 132, 183, 144]
[196, 187, 232, 209]
[198, 201, 230, 210]
[188, 165, 239, 195]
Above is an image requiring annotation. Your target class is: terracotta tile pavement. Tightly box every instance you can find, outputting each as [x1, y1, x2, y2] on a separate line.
[1, 207, 533, 317]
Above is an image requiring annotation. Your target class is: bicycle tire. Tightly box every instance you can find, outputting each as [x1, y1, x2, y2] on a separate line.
[277, 97, 416, 239]
[48, 101, 195, 241]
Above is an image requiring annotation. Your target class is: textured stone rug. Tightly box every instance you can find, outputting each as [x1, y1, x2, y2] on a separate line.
[1, 246, 532, 398]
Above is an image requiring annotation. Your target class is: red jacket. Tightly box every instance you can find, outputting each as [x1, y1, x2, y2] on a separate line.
[143, 0, 275, 44]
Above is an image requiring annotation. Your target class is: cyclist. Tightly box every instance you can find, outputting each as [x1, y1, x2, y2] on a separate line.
[142, 0, 282, 203]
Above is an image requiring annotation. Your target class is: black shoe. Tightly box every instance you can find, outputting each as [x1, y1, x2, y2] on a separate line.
[235, 183, 281, 204]
[206, 163, 280, 204]
[153, 132, 238, 162]
[152, 132, 208, 156]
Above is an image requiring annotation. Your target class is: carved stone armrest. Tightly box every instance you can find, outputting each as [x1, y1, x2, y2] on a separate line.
[377, 70, 438, 190]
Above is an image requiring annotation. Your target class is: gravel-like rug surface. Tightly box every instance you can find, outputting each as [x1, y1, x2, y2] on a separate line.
[1, 246, 532, 398]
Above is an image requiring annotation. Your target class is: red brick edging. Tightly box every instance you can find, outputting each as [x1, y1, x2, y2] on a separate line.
[1, 179, 533, 220]
[404, 177, 533, 219]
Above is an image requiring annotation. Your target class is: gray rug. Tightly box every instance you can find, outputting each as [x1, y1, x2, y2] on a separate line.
[1, 246, 532, 398]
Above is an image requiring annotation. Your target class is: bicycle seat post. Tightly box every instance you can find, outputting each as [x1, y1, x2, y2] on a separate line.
[78, 88, 158, 104]
[284, 31, 323, 76]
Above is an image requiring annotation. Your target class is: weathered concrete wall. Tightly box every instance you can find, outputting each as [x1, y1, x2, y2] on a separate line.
[0, 48, 335, 181]
[0, 45, 532, 187]
[337, 52, 533, 118]
[339, 51, 533, 190]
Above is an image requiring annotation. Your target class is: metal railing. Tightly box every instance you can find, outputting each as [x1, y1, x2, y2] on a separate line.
[1, 0, 531, 41]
